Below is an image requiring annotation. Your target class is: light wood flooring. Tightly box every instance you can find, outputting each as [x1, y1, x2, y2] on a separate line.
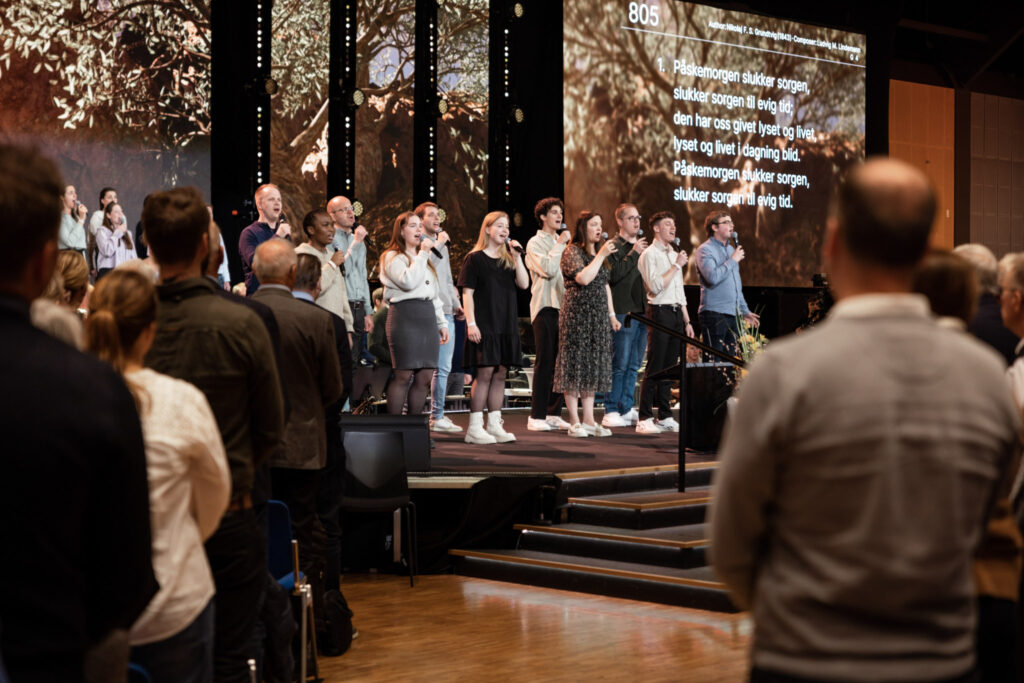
[316, 574, 751, 682]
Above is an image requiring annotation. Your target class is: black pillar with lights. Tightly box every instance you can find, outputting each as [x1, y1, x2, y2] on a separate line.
[414, 0, 440, 206]
[328, 0, 359, 200]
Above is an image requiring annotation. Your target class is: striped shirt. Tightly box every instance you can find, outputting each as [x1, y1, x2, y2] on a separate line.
[525, 230, 567, 322]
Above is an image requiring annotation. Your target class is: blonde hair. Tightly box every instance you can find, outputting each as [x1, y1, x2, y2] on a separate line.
[56, 250, 89, 307]
[470, 211, 514, 270]
[86, 269, 157, 411]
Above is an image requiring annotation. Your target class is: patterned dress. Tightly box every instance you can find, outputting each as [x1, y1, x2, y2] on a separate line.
[553, 244, 613, 393]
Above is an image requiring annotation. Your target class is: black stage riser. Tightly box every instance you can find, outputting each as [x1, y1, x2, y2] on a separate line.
[516, 532, 708, 570]
[566, 501, 708, 530]
[557, 467, 714, 504]
[454, 555, 737, 613]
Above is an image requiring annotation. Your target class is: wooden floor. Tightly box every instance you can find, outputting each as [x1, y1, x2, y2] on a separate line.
[317, 574, 751, 682]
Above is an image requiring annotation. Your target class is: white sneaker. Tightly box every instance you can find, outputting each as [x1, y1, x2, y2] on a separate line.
[546, 415, 571, 430]
[527, 417, 554, 431]
[589, 423, 612, 437]
[657, 417, 680, 432]
[623, 408, 639, 425]
[635, 418, 663, 435]
[485, 411, 516, 443]
[567, 423, 590, 438]
[430, 416, 462, 433]
[581, 422, 596, 435]
[601, 412, 629, 428]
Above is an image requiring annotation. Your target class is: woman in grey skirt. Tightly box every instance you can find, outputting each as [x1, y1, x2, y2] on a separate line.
[379, 210, 450, 415]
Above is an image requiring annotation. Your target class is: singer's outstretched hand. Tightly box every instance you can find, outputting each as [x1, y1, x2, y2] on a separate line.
[731, 245, 746, 263]
[743, 312, 760, 327]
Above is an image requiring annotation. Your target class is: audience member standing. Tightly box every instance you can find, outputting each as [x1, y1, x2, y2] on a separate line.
[552, 211, 620, 438]
[379, 211, 449, 416]
[86, 269, 231, 683]
[0, 143, 157, 681]
[524, 197, 572, 432]
[602, 203, 649, 428]
[327, 195, 374, 367]
[95, 202, 135, 279]
[635, 211, 692, 435]
[143, 186, 285, 683]
[295, 209, 355, 342]
[956, 243, 1019, 365]
[238, 183, 291, 296]
[458, 211, 529, 444]
[58, 183, 88, 256]
[710, 158, 1021, 683]
[418, 201, 464, 434]
[253, 240, 342, 633]
[55, 249, 89, 312]
[293, 253, 353, 596]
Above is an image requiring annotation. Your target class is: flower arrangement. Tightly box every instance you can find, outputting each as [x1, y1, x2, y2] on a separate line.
[732, 310, 769, 381]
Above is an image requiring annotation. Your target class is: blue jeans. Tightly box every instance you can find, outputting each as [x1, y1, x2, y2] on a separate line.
[431, 313, 456, 419]
[130, 600, 215, 683]
[605, 315, 646, 415]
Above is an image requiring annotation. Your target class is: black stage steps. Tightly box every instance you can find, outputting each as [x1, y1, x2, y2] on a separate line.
[450, 463, 739, 612]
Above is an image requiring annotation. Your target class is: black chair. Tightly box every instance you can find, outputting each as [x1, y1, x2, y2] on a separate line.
[340, 430, 419, 586]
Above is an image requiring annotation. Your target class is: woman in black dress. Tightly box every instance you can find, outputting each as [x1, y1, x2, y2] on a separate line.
[458, 211, 530, 444]
[553, 211, 621, 438]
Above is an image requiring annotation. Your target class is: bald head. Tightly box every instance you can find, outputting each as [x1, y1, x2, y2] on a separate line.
[326, 195, 355, 230]
[253, 239, 297, 286]
[834, 158, 936, 269]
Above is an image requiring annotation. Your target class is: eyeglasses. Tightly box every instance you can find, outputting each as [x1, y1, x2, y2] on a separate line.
[715, 219, 734, 226]
[626, 215, 641, 222]
[330, 206, 354, 214]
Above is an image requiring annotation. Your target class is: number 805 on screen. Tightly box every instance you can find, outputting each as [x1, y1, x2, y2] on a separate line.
[628, 2, 660, 26]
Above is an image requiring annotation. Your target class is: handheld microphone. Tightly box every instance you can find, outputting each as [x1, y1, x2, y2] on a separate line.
[731, 232, 740, 248]
[559, 223, 567, 232]
[419, 233, 443, 259]
[672, 237, 681, 247]
[601, 232, 609, 240]
[505, 237, 524, 254]
[637, 228, 644, 237]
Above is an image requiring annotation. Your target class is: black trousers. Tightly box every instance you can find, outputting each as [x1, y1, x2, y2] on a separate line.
[638, 305, 684, 421]
[349, 299, 367, 370]
[530, 307, 565, 419]
[204, 507, 266, 683]
[699, 309, 740, 358]
[317, 442, 344, 593]
[270, 468, 326, 627]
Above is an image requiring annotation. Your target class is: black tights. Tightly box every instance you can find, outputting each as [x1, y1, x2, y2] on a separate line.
[387, 368, 434, 415]
[470, 365, 508, 413]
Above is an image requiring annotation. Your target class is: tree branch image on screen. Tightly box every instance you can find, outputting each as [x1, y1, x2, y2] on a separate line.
[564, 1, 865, 286]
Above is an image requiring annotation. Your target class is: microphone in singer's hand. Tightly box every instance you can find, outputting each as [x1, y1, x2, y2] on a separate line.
[637, 228, 644, 237]
[672, 237, 681, 247]
[505, 237, 524, 253]
[601, 232, 609, 240]
[731, 232, 740, 248]
[420, 232, 443, 258]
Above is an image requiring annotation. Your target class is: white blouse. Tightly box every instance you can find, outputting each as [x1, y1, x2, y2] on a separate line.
[127, 368, 231, 645]
[380, 250, 446, 329]
[95, 224, 135, 270]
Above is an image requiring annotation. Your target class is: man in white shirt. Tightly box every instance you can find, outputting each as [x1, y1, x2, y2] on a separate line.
[417, 201, 464, 433]
[710, 158, 1020, 682]
[635, 211, 692, 434]
[524, 197, 572, 431]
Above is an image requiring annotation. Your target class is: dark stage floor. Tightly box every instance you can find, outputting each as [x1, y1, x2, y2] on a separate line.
[424, 408, 718, 474]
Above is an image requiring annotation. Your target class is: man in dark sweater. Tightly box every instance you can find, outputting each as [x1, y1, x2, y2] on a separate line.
[602, 203, 649, 428]
[144, 187, 284, 683]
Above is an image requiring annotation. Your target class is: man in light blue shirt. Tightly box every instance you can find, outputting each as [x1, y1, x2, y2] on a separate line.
[695, 210, 758, 355]
[327, 195, 373, 369]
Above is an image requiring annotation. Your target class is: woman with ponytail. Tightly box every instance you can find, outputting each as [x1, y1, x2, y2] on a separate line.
[86, 269, 230, 683]
[379, 210, 450, 415]
[95, 201, 134, 279]
[457, 211, 529, 443]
